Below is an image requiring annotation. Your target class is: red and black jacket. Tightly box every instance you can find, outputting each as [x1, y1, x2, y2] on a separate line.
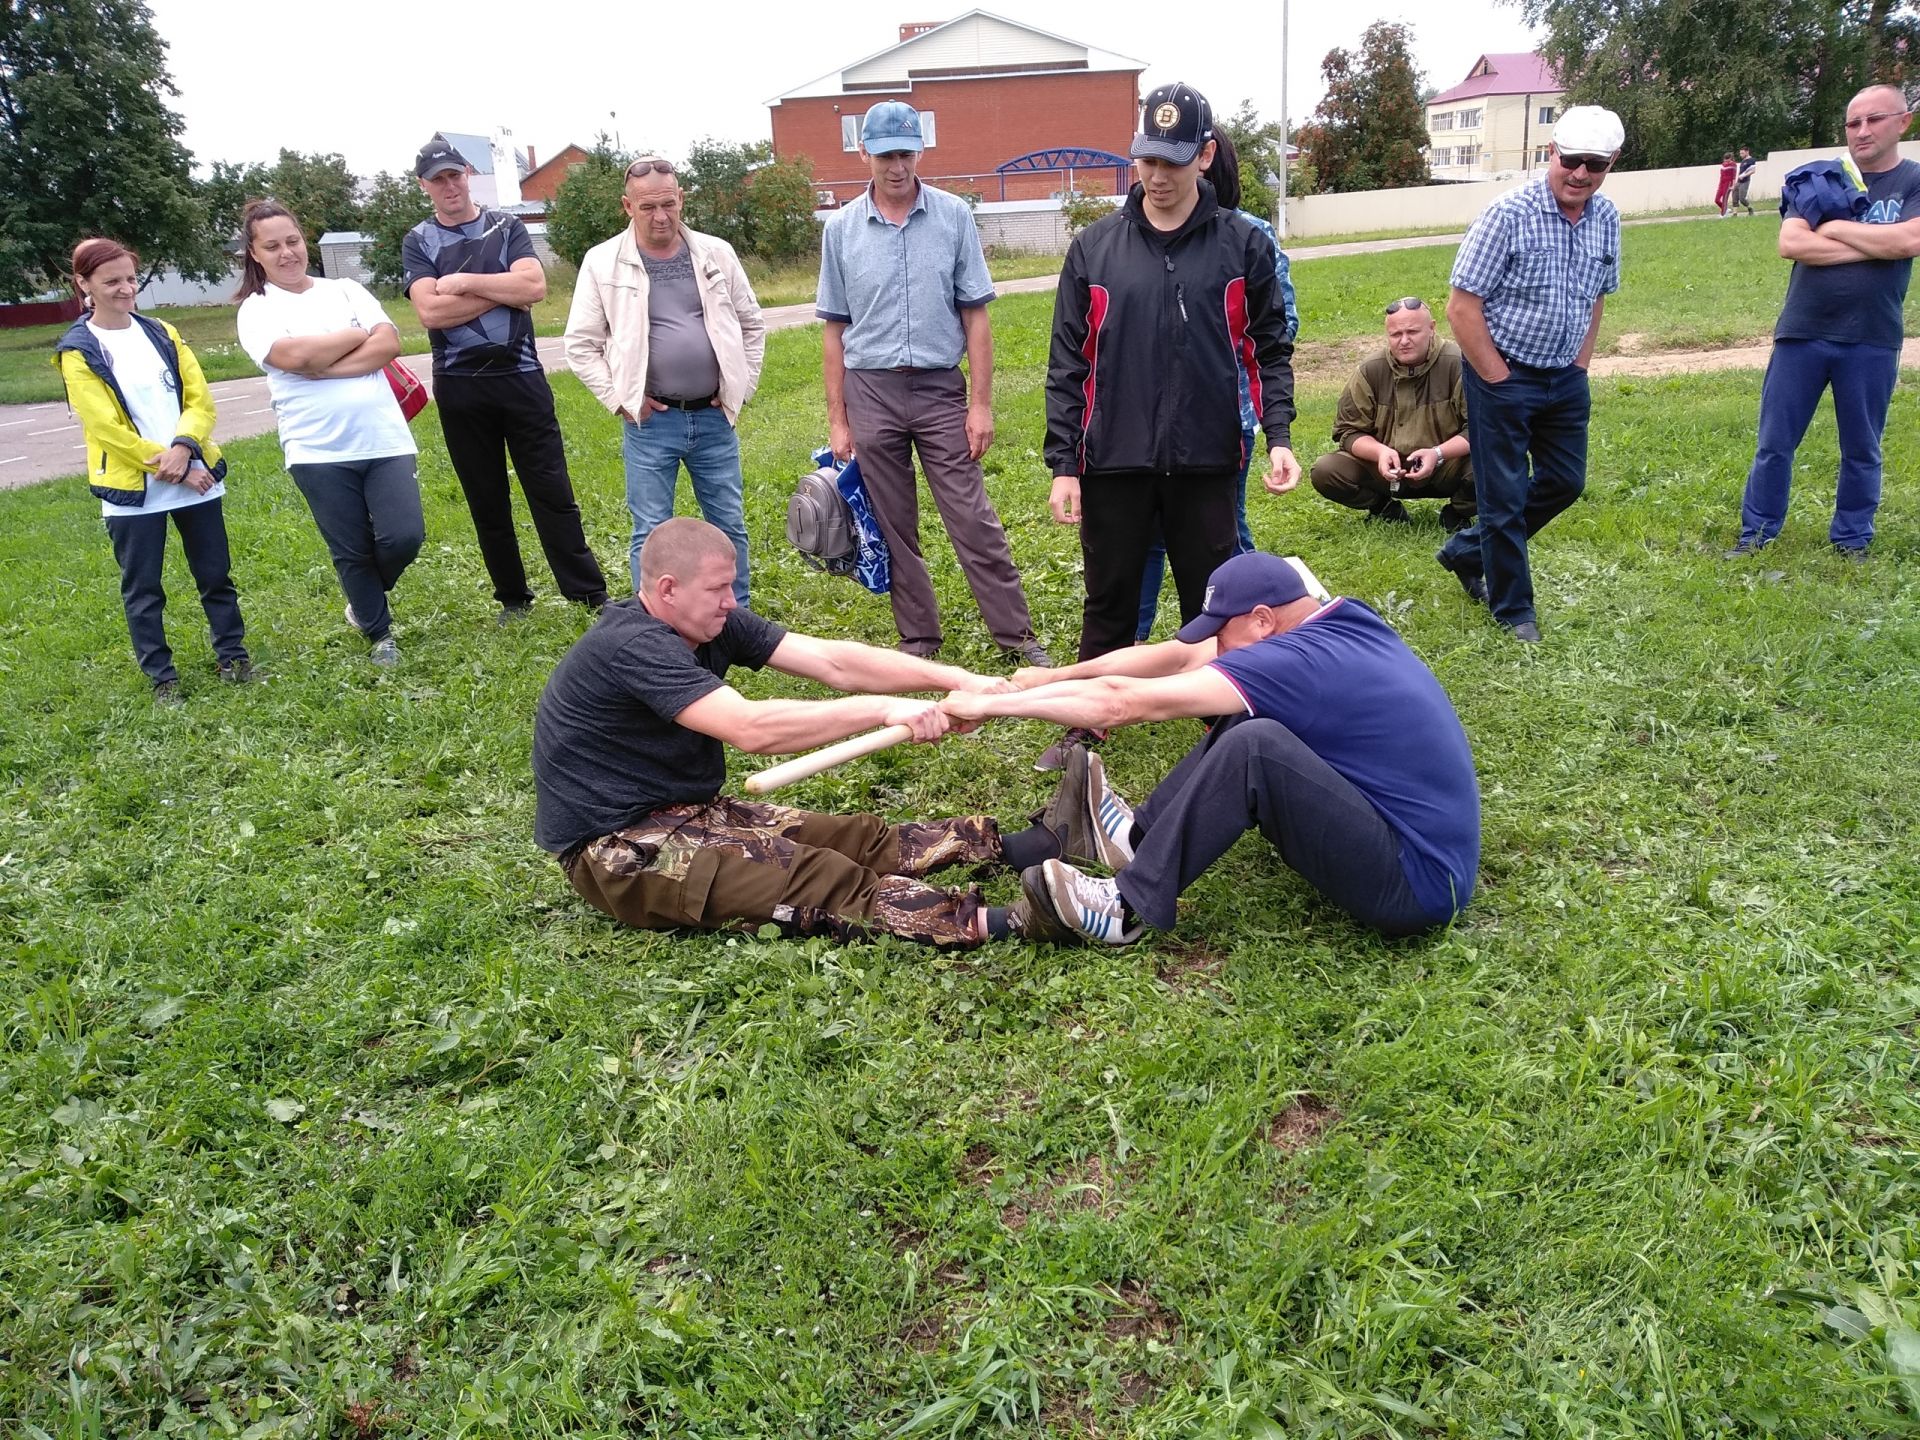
[1044, 180, 1295, 477]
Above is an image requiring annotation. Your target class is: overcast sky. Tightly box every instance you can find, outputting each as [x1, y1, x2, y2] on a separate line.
[148, 0, 1538, 178]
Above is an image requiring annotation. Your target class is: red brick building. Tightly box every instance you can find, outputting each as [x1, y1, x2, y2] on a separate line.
[520, 144, 592, 205]
[769, 12, 1144, 204]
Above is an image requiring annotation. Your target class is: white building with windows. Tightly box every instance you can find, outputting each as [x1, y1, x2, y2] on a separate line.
[1424, 53, 1564, 181]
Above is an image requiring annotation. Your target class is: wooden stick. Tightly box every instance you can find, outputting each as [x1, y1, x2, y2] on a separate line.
[742, 724, 917, 796]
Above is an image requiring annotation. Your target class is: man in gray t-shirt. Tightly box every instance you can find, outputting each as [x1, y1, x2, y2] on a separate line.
[563, 157, 766, 603]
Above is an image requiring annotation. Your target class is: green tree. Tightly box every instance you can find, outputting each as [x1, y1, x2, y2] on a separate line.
[1294, 21, 1431, 194]
[545, 138, 631, 270]
[680, 137, 770, 253]
[1217, 100, 1289, 222]
[740, 155, 821, 260]
[359, 171, 432, 291]
[200, 158, 271, 247]
[0, 0, 218, 299]
[1515, 0, 1919, 167]
[264, 149, 362, 247]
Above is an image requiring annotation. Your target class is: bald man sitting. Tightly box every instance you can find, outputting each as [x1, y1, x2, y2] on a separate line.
[531, 517, 1117, 947]
[1309, 296, 1474, 529]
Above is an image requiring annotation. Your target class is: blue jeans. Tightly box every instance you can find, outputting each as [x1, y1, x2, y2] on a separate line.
[622, 406, 749, 603]
[1440, 362, 1591, 628]
[1738, 337, 1898, 550]
[1136, 430, 1258, 642]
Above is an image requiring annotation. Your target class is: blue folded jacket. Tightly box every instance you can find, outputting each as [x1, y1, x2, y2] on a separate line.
[1779, 157, 1869, 226]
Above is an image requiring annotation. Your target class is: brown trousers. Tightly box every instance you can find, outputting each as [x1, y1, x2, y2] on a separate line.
[563, 796, 1001, 948]
[1310, 450, 1476, 525]
[843, 366, 1035, 650]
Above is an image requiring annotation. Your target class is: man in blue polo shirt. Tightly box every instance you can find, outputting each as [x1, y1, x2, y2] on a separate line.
[940, 551, 1480, 941]
[816, 101, 1047, 666]
[1727, 84, 1920, 561]
[1437, 106, 1624, 644]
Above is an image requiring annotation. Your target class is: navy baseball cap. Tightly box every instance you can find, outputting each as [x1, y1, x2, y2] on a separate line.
[1176, 552, 1310, 642]
[1132, 82, 1215, 164]
[861, 102, 924, 155]
[415, 137, 467, 178]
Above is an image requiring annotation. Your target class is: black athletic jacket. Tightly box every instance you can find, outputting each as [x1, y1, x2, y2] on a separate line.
[1045, 180, 1295, 477]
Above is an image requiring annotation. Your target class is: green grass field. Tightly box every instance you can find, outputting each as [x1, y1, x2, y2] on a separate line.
[4, 274, 1920, 1436]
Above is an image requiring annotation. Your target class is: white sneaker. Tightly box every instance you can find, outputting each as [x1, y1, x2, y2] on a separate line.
[344, 601, 365, 635]
[369, 636, 399, 668]
[1086, 752, 1136, 867]
[1042, 859, 1142, 945]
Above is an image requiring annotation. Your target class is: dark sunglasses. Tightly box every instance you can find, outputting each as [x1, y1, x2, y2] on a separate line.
[625, 158, 676, 179]
[1557, 152, 1613, 175]
[1384, 296, 1426, 315]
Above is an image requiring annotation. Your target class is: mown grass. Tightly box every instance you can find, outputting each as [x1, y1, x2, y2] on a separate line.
[4, 288, 1920, 1437]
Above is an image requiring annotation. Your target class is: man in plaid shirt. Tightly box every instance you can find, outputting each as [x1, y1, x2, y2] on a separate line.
[1436, 106, 1625, 643]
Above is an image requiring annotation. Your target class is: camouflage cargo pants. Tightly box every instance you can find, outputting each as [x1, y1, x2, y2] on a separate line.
[563, 796, 1003, 947]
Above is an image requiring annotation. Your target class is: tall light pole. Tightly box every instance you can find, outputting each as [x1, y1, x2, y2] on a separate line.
[1275, 0, 1289, 238]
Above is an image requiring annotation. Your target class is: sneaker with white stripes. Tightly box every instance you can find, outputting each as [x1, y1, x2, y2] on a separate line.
[1041, 859, 1143, 946]
[1086, 752, 1135, 867]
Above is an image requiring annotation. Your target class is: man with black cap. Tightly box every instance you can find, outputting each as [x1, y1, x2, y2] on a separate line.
[1042, 82, 1298, 769]
[943, 551, 1480, 942]
[403, 135, 607, 620]
[1435, 105, 1624, 643]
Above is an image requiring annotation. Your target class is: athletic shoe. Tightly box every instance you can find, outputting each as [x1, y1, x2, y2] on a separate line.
[1003, 637, 1055, 667]
[1036, 742, 1101, 865]
[369, 637, 400, 668]
[1506, 620, 1542, 644]
[152, 679, 183, 707]
[1435, 547, 1488, 605]
[1035, 725, 1106, 773]
[1009, 864, 1081, 944]
[1086, 752, 1136, 867]
[1723, 536, 1768, 558]
[1041, 859, 1143, 945]
[1367, 499, 1413, 524]
[217, 658, 254, 684]
[1833, 543, 1870, 563]
[497, 603, 535, 627]
[344, 601, 366, 635]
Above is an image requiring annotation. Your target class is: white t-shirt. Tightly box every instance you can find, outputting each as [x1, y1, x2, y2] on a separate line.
[237, 277, 417, 465]
[88, 319, 224, 518]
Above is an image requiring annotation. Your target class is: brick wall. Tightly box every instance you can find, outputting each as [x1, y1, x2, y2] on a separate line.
[773, 69, 1139, 204]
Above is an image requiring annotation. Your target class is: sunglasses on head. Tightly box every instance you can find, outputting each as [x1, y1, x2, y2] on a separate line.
[1384, 296, 1426, 315]
[625, 158, 676, 179]
[1557, 152, 1613, 175]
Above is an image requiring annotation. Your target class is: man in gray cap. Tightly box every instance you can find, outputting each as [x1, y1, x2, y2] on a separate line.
[816, 100, 1048, 667]
[1436, 105, 1625, 643]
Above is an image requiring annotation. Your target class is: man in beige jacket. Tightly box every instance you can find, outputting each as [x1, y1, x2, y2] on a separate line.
[564, 156, 767, 602]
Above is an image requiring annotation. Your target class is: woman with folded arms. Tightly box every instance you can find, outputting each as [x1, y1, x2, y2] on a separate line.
[55, 237, 249, 704]
[235, 199, 423, 666]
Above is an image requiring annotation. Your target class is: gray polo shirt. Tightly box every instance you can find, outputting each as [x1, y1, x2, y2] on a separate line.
[815, 181, 995, 371]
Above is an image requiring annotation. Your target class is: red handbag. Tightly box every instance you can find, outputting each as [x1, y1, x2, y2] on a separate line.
[384, 359, 430, 421]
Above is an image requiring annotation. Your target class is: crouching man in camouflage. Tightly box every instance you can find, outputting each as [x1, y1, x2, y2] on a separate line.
[532, 518, 1115, 946]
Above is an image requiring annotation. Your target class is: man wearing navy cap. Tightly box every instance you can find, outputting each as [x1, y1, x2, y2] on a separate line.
[942, 551, 1480, 942]
[816, 101, 1048, 666]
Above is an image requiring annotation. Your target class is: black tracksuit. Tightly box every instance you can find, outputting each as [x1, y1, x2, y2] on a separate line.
[1045, 181, 1296, 658]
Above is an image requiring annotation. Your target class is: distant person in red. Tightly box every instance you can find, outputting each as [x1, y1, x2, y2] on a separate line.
[1715, 152, 1738, 217]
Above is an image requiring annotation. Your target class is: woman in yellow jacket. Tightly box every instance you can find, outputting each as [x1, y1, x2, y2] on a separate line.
[53, 238, 250, 704]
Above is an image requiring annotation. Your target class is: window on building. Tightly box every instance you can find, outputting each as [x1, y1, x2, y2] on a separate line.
[1533, 145, 1554, 164]
[1430, 146, 1452, 167]
[1538, 105, 1558, 125]
[1430, 111, 1454, 132]
[1458, 144, 1481, 167]
[1458, 108, 1483, 129]
[843, 109, 936, 152]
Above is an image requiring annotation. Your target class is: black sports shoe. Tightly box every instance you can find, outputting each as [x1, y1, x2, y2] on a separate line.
[1723, 536, 1768, 559]
[1507, 620, 1542, 643]
[1035, 725, 1106, 772]
[1035, 742, 1100, 865]
[1009, 863, 1082, 944]
[1435, 547, 1489, 605]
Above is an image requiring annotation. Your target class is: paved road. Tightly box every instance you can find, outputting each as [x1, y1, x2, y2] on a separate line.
[0, 219, 1721, 492]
